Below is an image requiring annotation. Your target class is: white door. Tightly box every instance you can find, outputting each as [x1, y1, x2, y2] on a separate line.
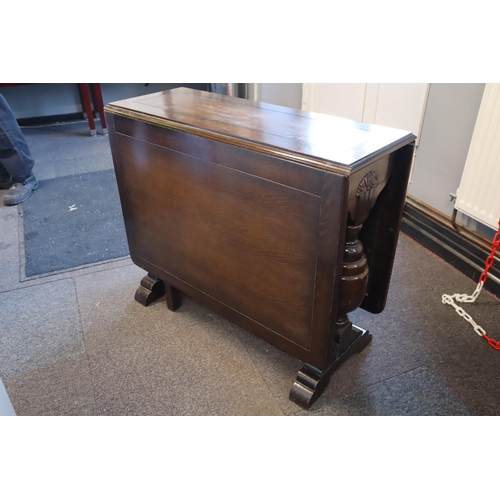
[302, 83, 429, 143]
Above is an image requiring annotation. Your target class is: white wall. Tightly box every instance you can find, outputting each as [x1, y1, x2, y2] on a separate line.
[257, 82, 490, 237]
[302, 83, 429, 142]
[407, 83, 488, 234]
[255, 83, 303, 109]
[0, 84, 209, 119]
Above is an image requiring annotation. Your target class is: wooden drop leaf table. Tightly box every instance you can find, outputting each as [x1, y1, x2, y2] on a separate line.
[105, 88, 415, 410]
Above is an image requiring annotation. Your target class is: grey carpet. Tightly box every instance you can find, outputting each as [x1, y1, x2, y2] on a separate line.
[300, 366, 470, 416]
[0, 278, 84, 379]
[21, 169, 129, 277]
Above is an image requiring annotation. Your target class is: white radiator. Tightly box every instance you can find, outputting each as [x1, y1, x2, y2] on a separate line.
[455, 84, 500, 230]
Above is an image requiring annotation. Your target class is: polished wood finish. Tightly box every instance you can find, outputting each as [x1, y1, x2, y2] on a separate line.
[289, 325, 372, 409]
[134, 273, 165, 307]
[165, 284, 182, 312]
[105, 88, 415, 409]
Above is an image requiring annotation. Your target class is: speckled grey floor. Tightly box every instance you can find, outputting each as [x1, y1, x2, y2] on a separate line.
[1, 120, 500, 416]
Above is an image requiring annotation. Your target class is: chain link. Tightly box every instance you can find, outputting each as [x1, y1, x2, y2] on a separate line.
[442, 292, 486, 337]
[479, 226, 500, 284]
[448, 281, 484, 303]
[442, 218, 500, 350]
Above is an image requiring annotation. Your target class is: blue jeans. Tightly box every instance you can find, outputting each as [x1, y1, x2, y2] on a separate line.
[0, 93, 34, 183]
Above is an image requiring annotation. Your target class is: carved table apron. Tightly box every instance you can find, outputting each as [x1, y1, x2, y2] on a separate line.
[105, 88, 416, 409]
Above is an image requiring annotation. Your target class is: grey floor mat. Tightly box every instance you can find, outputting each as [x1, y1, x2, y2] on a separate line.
[21, 169, 129, 277]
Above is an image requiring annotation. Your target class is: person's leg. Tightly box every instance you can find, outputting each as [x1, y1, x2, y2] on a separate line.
[0, 94, 35, 182]
[0, 127, 13, 189]
[0, 94, 38, 204]
[0, 106, 12, 187]
[0, 168, 12, 189]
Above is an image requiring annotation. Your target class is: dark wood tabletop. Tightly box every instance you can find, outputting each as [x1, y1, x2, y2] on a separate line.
[105, 87, 415, 173]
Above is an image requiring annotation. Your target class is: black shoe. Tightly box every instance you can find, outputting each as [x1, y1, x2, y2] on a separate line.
[0, 175, 13, 190]
[3, 175, 39, 206]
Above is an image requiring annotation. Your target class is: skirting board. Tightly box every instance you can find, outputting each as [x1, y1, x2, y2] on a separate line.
[17, 113, 87, 127]
[401, 200, 500, 299]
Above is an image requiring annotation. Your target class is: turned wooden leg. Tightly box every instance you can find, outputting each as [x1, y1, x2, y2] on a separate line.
[134, 273, 165, 306]
[333, 221, 372, 359]
[289, 222, 373, 409]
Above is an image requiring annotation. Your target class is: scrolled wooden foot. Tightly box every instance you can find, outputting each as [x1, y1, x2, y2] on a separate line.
[134, 273, 165, 306]
[289, 364, 327, 409]
[289, 326, 372, 409]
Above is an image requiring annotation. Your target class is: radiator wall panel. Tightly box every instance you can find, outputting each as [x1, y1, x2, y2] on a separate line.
[455, 84, 500, 230]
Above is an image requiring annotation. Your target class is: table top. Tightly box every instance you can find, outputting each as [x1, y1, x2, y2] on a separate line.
[105, 87, 415, 173]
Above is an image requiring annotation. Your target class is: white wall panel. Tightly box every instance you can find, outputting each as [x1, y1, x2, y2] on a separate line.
[455, 83, 500, 230]
[302, 83, 366, 121]
[302, 83, 429, 142]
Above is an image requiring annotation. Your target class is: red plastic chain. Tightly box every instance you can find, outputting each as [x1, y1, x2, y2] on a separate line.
[479, 222, 500, 284]
[479, 219, 500, 350]
[485, 336, 500, 350]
